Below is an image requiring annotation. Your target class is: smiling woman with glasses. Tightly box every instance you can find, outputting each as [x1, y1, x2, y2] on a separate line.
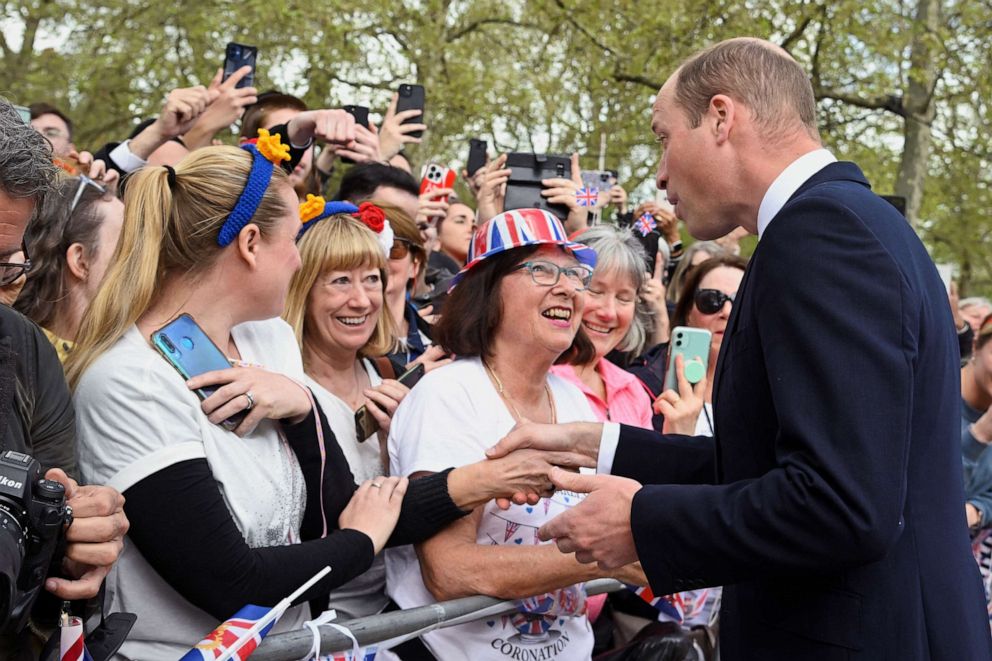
[384, 209, 648, 661]
[14, 175, 122, 361]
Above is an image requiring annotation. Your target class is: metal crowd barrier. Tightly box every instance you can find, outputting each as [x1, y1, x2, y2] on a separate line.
[252, 579, 625, 660]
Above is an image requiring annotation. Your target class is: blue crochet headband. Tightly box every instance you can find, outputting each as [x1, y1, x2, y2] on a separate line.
[216, 129, 291, 247]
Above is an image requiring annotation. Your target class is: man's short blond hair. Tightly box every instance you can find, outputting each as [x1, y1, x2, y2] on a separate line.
[674, 38, 819, 141]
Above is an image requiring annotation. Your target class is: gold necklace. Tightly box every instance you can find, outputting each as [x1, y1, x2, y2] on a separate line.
[483, 361, 557, 424]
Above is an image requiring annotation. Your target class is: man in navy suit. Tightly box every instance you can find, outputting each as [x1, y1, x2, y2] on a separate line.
[488, 38, 992, 658]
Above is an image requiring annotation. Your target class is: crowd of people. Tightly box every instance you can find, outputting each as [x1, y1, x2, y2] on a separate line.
[1, 35, 991, 661]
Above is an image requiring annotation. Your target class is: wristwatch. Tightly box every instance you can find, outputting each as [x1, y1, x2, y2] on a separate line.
[669, 240, 684, 258]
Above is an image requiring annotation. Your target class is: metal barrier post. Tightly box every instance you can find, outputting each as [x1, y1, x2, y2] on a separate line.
[252, 578, 625, 660]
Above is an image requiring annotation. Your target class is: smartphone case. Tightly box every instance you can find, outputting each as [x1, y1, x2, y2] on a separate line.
[420, 163, 457, 198]
[664, 326, 712, 393]
[151, 314, 245, 429]
[223, 42, 257, 90]
[396, 84, 425, 139]
[503, 152, 571, 222]
[467, 138, 488, 176]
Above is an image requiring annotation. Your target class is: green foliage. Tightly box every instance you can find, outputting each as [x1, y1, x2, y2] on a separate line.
[2, 0, 989, 294]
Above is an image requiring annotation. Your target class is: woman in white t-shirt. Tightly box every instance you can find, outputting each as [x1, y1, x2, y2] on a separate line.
[387, 209, 647, 661]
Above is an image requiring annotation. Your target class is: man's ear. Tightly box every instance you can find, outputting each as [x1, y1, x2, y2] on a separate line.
[236, 224, 262, 268]
[65, 242, 89, 282]
[709, 94, 736, 145]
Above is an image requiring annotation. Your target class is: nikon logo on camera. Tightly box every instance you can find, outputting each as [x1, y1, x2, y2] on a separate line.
[0, 475, 23, 490]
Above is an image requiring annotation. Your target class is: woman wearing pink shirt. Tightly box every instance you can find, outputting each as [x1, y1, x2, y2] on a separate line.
[552, 225, 653, 428]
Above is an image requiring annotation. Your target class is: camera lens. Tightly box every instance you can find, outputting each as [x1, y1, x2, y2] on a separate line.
[159, 335, 176, 353]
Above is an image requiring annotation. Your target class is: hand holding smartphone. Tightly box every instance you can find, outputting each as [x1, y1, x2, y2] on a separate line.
[151, 314, 247, 431]
[664, 327, 712, 393]
[355, 362, 426, 442]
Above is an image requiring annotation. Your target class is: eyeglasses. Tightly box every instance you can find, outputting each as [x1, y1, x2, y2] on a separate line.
[389, 238, 415, 260]
[69, 175, 108, 216]
[512, 260, 593, 290]
[694, 288, 735, 314]
[0, 242, 32, 287]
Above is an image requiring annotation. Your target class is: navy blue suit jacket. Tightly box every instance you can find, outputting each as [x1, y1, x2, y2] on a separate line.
[615, 162, 992, 659]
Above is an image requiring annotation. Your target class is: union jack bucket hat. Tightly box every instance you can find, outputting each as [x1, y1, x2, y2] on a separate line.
[450, 208, 597, 288]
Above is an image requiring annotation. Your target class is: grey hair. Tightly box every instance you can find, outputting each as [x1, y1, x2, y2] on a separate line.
[960, 297, 992, 312]
[666, 240, 728, 305]
[0, 96, 59, 202]
[574, 225, 650, 355]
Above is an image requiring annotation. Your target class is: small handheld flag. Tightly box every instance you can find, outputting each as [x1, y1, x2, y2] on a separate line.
[634, 212, 657, 237]
[182, 566, 332, 661]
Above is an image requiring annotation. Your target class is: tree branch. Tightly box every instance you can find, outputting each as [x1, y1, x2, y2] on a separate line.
[553, 0, 616, 56]
[446, 18, 544, 42]
[613, 71, 662, 91]
[815, 87, 906, 117]
[779, 11, 816, 52]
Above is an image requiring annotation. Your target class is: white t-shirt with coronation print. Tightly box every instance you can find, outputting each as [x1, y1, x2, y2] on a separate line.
[75, 319, 308, 661]
[386, 357, 597, 661]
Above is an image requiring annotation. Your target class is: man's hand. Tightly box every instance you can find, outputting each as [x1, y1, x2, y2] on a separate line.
[417, 187, 454, 227]
[288, 109, 358, 150]
[542, 153, 588, 234]
[379, 93, 426, 161]
[183, 67, 258, 149]
[475, 153, 510, 224]
[156, 85, 219, 140]
[43, 469, 128, 600]
[608, 184, 628, 214]
[538, 467, 641, 569]
[335, 121, 384, 164]
[486, 421, 604, 507]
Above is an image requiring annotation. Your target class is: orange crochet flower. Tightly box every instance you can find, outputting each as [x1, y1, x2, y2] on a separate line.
[255, 128, 291, 165]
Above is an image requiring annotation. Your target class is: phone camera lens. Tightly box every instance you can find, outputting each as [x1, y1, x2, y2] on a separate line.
[676, 340, 683, 347]
[160, 335, 177, 353]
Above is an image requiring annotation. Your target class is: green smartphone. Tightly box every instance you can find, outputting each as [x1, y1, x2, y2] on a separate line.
[664, 326, 712, 393]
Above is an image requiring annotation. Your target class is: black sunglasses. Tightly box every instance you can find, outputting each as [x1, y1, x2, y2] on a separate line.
[694, 288, 734, 315]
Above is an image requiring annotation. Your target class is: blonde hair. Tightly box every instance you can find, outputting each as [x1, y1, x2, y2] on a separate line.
[283, 214, 397, 364]
[65, 146, 290, 388]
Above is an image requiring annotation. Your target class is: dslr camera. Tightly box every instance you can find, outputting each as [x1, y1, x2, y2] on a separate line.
[0, 450, 71, 634]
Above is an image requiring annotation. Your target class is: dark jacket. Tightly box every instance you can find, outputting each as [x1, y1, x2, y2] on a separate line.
[613, 163, 992, 659]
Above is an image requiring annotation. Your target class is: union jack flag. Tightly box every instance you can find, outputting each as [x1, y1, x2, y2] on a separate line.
[323, 649, 378, 661]
[628, 585, 686, 624]
[634, 212, 657, 237]
[576, 187, 599, 207]
[180, 605, 276, 661]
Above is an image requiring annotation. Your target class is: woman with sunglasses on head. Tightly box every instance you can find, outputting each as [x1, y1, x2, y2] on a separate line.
[377, 201, 438, 366]
[386, 209, 647, 661]
[15, 175, 123, 360]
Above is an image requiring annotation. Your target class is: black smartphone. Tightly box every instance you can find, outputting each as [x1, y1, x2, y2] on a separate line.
[355, 362, 427, 442]
[223, 42, 257, 89]
[503, 152, 572, 222]
[342, 104, 369, 128]
[340, 105, 370, 164]
[151, 314, 246, 431]
[466, 138, 488, 177]
[395, 84, 426, 139]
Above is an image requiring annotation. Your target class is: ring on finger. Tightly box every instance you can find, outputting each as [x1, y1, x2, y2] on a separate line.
[371, 482, 383, 488]
[243, 391, 255, 411]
